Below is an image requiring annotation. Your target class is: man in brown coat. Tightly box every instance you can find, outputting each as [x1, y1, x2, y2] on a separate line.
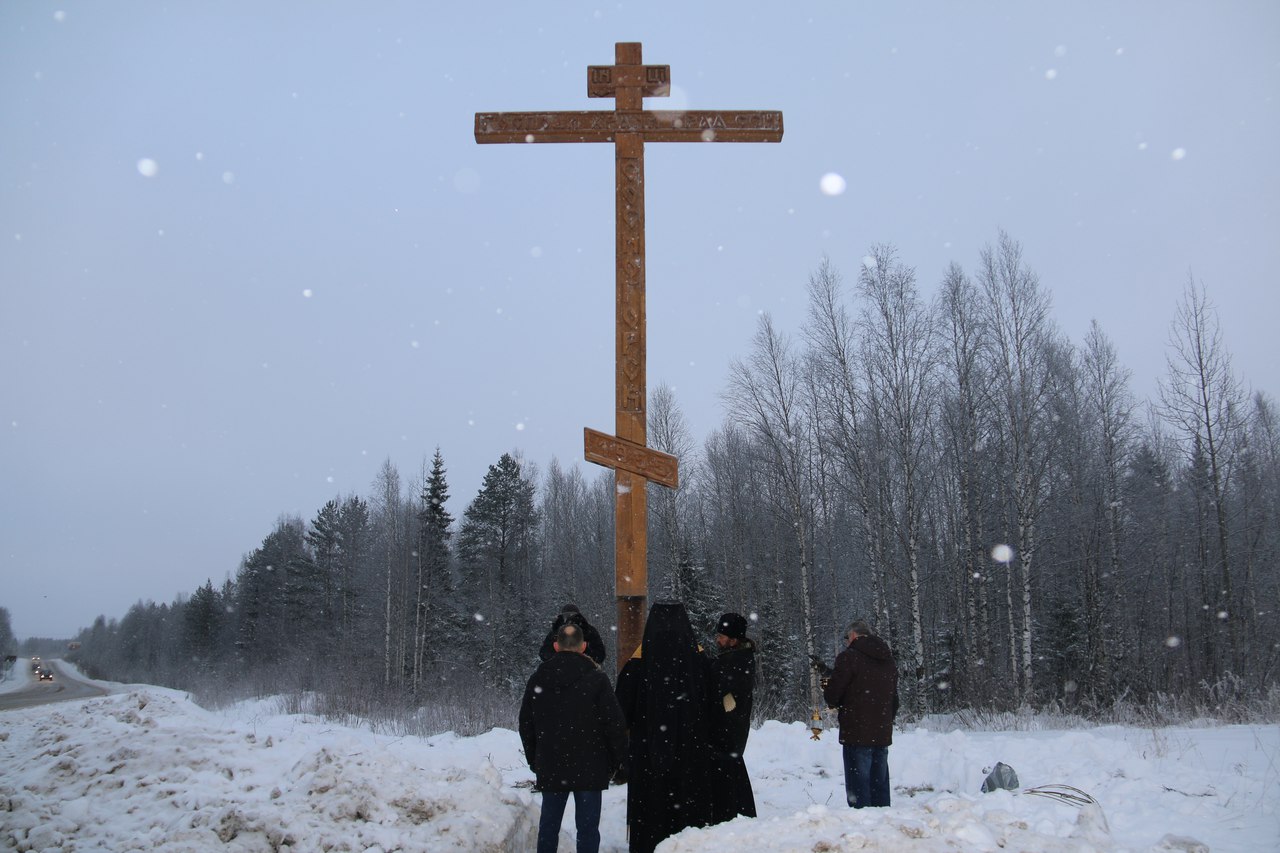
[822, 620, 899, 808]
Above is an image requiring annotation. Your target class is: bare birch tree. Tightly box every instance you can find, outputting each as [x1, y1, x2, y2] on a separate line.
[648, 383, 698, 602]
[856, 244, 938, 711]
[1159, 278, 1248, 673]
[371, 459, 408, 689]
[934, 262, 998, 702]
[977, 232, 1060, 700]
[725, 313, 821, 713]
[804, 259, 892, 632]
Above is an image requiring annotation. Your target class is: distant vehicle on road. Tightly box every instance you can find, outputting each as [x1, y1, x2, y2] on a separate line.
[0, 660, 107, 711]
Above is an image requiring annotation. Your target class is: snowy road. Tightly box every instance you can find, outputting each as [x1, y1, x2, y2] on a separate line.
[0, 659, 109, 711]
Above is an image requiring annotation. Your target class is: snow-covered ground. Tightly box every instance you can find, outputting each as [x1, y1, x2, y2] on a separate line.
[1, 666, 1275, 852]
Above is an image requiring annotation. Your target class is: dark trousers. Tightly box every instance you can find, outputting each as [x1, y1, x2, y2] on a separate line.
[537, 789, 602, 853]
[842, 744, 890, 808]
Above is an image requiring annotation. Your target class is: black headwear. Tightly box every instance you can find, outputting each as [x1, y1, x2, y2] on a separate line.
[717, 612, 748, 640]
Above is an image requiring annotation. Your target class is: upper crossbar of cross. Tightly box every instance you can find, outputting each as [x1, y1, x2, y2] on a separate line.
[476, 42, 783, 145]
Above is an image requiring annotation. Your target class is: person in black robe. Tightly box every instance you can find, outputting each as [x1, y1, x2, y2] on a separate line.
[538, 603, 607, 667]
[614, 601, 715, 853]
[709, 611, 757, 823]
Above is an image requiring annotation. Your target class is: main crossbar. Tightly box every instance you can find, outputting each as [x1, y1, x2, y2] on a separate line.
[475, 110, 784, 144]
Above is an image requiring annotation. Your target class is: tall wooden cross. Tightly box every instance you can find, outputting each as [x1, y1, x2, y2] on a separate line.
[475, 42, 783, 669]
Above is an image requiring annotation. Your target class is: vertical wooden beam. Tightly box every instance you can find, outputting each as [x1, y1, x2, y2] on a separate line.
[613, 40, 648, 668]
[615, 119, 647, 668]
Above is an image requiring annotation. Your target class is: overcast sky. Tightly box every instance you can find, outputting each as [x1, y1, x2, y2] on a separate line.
[3, 2, 1277, 639]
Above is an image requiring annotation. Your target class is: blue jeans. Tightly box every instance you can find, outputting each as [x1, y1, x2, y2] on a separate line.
[537, 789, 602, 853]
[842, 744, 890, 808]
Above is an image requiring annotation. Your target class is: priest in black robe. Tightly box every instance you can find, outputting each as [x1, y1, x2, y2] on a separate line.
[614, 601, 715, 853]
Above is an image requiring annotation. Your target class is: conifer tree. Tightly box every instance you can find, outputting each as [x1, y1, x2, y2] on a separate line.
[236, 517, 306, 668]
[182, 580, 224, 677]
[415, 449, 455, 684]
[457, 452, 539, 691]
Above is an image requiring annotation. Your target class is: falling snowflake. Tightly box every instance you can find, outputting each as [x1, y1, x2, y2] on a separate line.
[819, 172, 847, 196]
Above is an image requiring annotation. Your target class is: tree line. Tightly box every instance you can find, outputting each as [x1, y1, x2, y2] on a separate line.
[68, 233, 1278, 726]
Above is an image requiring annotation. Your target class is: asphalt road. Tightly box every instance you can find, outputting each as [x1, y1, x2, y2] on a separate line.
[0, 659, 110, 711]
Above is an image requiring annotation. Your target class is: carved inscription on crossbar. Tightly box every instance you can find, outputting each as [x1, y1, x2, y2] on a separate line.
[588, 63, 670, 98]
[584, 427, 679, 489]
[475, 110, 784, 144]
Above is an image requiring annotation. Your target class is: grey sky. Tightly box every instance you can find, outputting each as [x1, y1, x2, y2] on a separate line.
[3, 2, 1277, 639]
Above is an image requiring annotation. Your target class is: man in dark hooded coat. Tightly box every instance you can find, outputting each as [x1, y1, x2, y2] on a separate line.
[539, 603, 607, 667]
[822, 619, 899, 808]
[614, 601, 715, 853]
[709, 611, 757, 823]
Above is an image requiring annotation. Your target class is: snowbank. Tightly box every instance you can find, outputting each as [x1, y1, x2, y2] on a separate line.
[1, 688, 1275, 851]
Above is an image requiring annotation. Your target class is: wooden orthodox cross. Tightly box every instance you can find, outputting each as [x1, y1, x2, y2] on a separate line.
[475, 42, 782, 670]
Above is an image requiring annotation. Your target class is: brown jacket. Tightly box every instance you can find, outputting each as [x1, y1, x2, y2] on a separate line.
[822, 634, 899, 746]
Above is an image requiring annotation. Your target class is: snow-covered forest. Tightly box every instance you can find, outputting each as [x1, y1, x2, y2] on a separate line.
[63, 235, 1278, 729]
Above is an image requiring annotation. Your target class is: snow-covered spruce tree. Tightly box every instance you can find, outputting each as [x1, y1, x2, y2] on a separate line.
[181, 580, 225, 681]
[457, 452, 540, 695]
[236, 517, 306, 677]
[414, 448, 455, 690]
[0, 607, 16, 659]
[333, 494, 373, 684]
[305, 500, 342, 665]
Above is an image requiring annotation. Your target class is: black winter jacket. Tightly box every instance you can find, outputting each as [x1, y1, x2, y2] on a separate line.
[519, 651, 627, 792]
[711, 639, 756, 755]
[822, 633, 899, 747]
